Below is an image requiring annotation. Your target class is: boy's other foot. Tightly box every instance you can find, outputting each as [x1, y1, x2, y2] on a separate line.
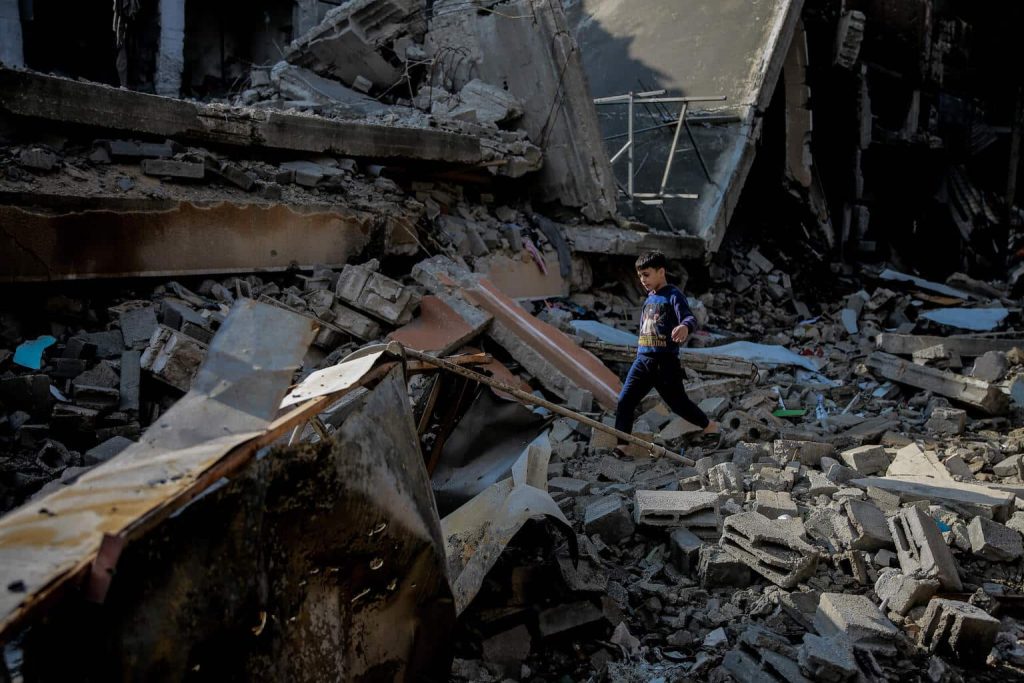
[702, 420, 720, 435]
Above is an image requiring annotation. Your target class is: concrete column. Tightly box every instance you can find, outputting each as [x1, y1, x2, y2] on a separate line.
[155, 0, 185, 97]
[0, 0, 24, 68]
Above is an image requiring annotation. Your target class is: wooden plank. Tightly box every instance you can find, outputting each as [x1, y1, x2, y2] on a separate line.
[866, 351, 1008, 415]
[876, 333, 1024, 357]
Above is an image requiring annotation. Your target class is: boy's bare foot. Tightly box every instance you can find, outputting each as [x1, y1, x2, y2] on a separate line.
[702, 420, 720, 435]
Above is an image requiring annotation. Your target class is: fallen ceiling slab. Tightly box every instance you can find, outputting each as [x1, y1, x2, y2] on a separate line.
[0, 195, 381, 282]
[568, 0, 806, 254]
[0, 67, 482, 164]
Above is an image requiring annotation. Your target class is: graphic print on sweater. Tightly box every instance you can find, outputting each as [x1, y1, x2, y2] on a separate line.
[638, 302, 668, 348]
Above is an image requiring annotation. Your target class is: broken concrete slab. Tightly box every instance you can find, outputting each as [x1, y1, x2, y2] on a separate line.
[967, 516, 1023, 562]
[925, 407, 967, 436]
[866, 351, 1008, 415]
[537, 600, 604, 637]
[387, 295, 489, 355]
[887, 505, 962, 591]
[854, 475, 1015, 522]
[721, 511, 819, 589]
[634, 490, 720, 537]
[413, 256, 621, 409]
[814, 592, 899, 655]
[140, 158, 204, 180]
[886, 443, 952, 480]
[918, 599, 1000, 665]
[83, 436, 135, 467]
[875, 333, 1024, 357]
[670, 527, 704, 575]
[774, 439, 835, 467]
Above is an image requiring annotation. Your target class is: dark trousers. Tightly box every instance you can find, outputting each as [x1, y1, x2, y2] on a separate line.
[614, 353, 710, 435]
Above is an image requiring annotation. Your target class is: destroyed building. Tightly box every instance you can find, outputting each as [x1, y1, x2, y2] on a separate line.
[1, 0, 1024, 681]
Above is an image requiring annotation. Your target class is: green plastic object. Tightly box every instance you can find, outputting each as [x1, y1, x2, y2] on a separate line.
[772, 409, 807, 418]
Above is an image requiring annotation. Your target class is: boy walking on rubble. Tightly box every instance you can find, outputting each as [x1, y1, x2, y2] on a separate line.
[615, 251, 719, 448]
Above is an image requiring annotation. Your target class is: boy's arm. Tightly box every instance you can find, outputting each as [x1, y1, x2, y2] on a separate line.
[671, 290, 698, 333]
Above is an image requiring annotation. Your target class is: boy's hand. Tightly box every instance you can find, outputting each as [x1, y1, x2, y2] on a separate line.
[671, 324, 689, 343]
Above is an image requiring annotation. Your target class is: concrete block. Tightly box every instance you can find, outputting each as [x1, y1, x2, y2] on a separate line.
[119, 350, 141, 413]
[721, 511, 819, 589]
[874, 568, 938, 615]
[918, 598, 1000, 664]
[733, 441, 768, 468]
[842, 499, 893, 551]
[336, 262, 420, 325]
[566, 387, 593, 412]
[753, 489, 798, 519]
[584, 496, 634, 543]
[971, 351, 1008, 383]
[698, 545, 752, 588]
[887, 505, 962, 591]
[669, 527, 703, 574]
[634, 490, 720, 538]
[993, 454, 1024, 478]
[814, 592, 899, 655]
[886, 443, 951, 480]
[968, 516, 1024, 562]
[839, 445, 889, 475]
[329, 302, 381, 340]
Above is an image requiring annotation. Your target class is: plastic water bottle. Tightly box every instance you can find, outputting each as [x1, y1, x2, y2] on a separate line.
[815, 395, 828, 422]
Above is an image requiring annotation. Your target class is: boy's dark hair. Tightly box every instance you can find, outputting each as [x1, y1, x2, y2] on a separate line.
[635, 251, 667, 271]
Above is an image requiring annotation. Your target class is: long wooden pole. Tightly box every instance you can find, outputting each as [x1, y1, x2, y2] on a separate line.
[401, 347, 695, 466]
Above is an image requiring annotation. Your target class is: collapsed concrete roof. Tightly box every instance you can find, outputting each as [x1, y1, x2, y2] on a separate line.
[568, 0, 807, 254]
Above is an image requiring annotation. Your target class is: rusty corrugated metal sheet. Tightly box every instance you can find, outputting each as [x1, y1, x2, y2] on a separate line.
[0, 299, 316, 637]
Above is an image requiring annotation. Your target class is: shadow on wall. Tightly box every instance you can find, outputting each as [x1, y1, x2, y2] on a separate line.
[562, 0, 738, 236]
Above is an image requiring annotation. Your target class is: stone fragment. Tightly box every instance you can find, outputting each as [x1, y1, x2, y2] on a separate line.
[599, 455, 635, 483]
[537, 600, 604, 637]
[707, 461, 742, 492]
[774, 439, 835, 467]
[481, 624, 531, 664]
[839, 444, 888, 475]
[118, 306, 159, 349]
[814, 592, 899, 655]
[669, 527, 704, 574]
[140, 325, 207, 392]
[753, 489, 798, 519]
[918, 599, 1000, 664]
[548, 477, 590, 495]
[968, 516, 1024, 562]
[874, 568, 938, 615]
[721, 512, 819, 588]
[842, 499, 893, 551]
[925, 407, 967, 436]
[83, 436, 134, 466]
[887, 506, 962, 591]
[336, 261, 420, 325]
[584, 496, 634, 543]
[971, 351, 1008, 383]
[140, 158, 204, 179]
[798, 633, 858, 682]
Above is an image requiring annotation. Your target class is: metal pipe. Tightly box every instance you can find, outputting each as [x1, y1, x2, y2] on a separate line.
[593, 89, 666, 103]
[595, 95, 727, 105]
[609, 140, 631, 164]
[400, 347, 695, 466]
[659, 101, 688, 196]
[627, 91, 635, 200]
[602, 115, 743, 141]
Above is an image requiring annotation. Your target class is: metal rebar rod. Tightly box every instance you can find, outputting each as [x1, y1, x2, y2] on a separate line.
[401, 347, 695, 466]
[595, 94, 724, 105]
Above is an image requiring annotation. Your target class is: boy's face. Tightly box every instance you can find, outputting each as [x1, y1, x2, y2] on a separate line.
[637, 266, 666, 293]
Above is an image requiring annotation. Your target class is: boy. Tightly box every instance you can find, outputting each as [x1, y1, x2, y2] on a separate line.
[615, 251, 719, 447]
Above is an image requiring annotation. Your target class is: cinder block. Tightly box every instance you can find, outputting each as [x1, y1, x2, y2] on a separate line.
[887, 505, 962, 591]
[814, 592, 899, 655]
[918, 599, 1000, 664]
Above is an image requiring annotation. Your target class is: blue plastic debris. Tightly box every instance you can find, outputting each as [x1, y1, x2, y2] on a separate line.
[13, 336, 56, 370]
[935, 519, 951, 533]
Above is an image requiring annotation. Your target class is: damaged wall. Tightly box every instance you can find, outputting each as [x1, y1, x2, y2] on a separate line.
[426, 0, 618, 222]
